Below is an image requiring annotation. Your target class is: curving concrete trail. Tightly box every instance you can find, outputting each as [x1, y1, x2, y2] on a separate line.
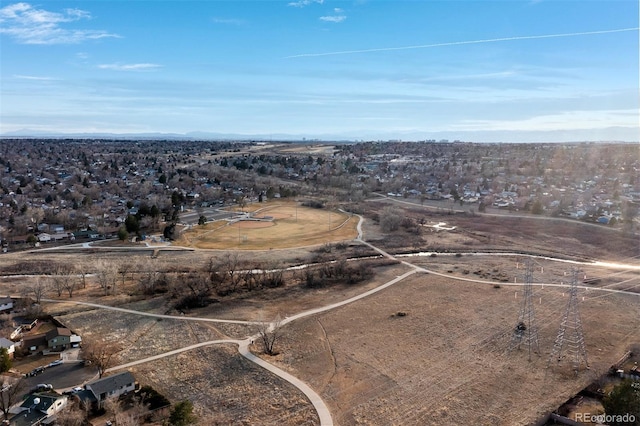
[40, 299, 260, 325]
[103, 337, 334, 425]
[237, 340, 333, 426]
[14, 213, 640, 426]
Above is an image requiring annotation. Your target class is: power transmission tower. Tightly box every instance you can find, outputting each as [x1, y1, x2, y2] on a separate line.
[548, 269, 589, 373]
[509, 260, 540, 361]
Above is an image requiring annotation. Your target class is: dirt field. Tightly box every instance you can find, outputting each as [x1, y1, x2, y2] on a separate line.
[0, 205, 638, 425]
[270, 267, 640, 426]
[176, 202, 359, 250]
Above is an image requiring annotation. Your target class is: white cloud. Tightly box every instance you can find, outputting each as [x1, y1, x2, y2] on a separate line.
[334, 8, 344, 13]
[212, 17, 246, 26]
[452, 109, 639, 132]
[98, 63, 163, 71]
[319, 15, 346, 23]
[13, 74, 56, 81]
[0, 2, 120, 44]
[288, 0, 323, 7]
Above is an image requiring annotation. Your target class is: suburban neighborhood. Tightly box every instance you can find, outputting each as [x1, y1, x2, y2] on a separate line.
[0, 140, 637, 251]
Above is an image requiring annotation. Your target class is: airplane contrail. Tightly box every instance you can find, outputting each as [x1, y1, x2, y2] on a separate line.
[285, 27, 639, 58]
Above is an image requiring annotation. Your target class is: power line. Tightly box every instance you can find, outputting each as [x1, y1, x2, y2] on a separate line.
[509, 260, 540, 361]
[548, 268, 589, 374]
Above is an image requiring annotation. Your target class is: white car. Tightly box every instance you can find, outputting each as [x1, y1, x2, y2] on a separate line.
[48, 360, 63, 367]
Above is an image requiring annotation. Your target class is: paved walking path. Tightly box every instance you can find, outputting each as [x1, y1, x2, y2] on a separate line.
[21, 213, 640, 426]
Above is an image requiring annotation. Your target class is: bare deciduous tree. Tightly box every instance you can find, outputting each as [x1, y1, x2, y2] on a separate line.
[82, 338, 121, 378]
[104, 394, 149, 425]
[224, 253, 243, 292]
[0, 376, 25, 420]
[379, 206, 402, 232]
[118, 262, 132, 289]
[75, 263, 88, 289]
[55, 400, 87, 426]
[29, 278, 48, 304]
[63, 275, 79, 298]
[139, 265, 162, 295]
[257, 316, 283, 356]
[256, 262, 285, 289]
[50, 266, 74, 297]
[95, 260, 119, 296]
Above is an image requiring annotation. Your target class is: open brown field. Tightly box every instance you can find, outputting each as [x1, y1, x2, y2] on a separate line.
[176, 201, 358, 250]
[271, 267, 640, 426]
[0, 205, 639, 425]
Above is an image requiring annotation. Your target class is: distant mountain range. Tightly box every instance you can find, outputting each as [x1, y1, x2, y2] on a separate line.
[0, 126, 637, 143]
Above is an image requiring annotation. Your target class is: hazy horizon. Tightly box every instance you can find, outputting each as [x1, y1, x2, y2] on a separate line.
[1, 1, 638, 143]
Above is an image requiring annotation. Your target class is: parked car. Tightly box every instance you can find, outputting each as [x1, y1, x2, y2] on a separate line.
[35, 384, 53, 391]
[48, 360, 63, 367]
[27, 367, 45, 377]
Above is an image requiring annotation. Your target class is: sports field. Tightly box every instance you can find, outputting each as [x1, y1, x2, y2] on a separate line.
[177, 201, 359, 250]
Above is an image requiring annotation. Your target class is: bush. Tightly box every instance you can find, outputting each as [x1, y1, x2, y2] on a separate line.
[379, 206, 402, 232]
[139, 385, 170, 410]
[175, 293, 213, 311]
[302, 200, 324, 209]
[117, 226, 128, 241]
[169, 400, 197, 426]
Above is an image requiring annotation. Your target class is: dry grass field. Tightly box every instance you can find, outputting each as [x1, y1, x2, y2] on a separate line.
[176, 201, 358, 250]
[271, 267, 640, 426]
[0, 204, 638, 426]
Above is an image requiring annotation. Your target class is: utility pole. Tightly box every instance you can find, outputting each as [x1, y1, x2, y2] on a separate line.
[548, 268, 589, 374]
[509, 260, 540, 361]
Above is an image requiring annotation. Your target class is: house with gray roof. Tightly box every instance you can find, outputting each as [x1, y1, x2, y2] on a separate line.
[84, 371, 136, 407]
[9, 392, 67, 426]
[0, 297, 13, 313]
[0, 337, 15, 357]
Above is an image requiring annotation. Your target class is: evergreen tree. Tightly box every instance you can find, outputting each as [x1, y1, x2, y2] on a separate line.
[603, 380, 640, 425]
[0, 348, 11, 373]
[169, 400, 196, 426]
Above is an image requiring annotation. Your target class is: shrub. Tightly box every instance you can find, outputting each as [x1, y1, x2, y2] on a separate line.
[302, 200, 324, 209]
[139, 385, 170, 410]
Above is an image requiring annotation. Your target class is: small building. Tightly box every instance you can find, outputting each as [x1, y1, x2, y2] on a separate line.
[9, 393, 67, 426]
[84, 371, 137, 407]
[0, 297, 13, 313]
[69, 334, 82, 348]
[49, 224, 65, 233]
[73, 230, 100, 239]
[36, 233, 51, 243]
[22, 334, 47, 354]
[45, 328, 72, 351]
[0, 337, 15, 357]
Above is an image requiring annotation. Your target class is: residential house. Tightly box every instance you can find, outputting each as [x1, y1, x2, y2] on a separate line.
[0, 337, 15, 357]
[83, 371, 137, 407]
[49, 225, 64, 233]
[0, 297, 13, 313]
[9, 393, 67, 426]
[21, 334, 46, 354]
[45, 328, 71, 351]
[36, 234, 51, 243]
[73, 230, 100, 239]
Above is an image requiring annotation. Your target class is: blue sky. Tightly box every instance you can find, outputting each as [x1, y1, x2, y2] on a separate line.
[0, 0, 638, 142]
